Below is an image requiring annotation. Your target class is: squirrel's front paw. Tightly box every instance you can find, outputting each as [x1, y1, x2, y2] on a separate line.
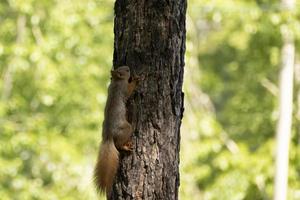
[121, 141, 133, 152]
[132, 75, 145, 83]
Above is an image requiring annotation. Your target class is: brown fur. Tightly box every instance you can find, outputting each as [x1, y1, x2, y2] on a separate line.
[94, 66, 140, 197]
[94, 140, 119, 194]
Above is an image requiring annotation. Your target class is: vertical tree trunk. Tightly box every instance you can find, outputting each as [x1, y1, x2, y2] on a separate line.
[274, 0, 295, 200]
[295, 60, 300, 144]
[111, 0, 186, 199]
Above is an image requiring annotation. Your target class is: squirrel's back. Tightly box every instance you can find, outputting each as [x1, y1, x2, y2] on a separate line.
[103, 80, 127, 137]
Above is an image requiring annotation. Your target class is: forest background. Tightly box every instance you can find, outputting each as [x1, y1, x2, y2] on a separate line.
[1, 0, 300, 199]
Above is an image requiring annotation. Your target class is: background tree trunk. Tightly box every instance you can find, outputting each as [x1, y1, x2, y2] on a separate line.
[111, 0, 186, 199]
[274, 0, 295, 200]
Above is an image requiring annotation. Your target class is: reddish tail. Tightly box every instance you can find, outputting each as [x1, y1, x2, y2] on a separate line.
[94, 140, 119, 195]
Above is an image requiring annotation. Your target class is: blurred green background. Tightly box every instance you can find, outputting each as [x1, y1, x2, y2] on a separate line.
[1, 0, 300, 199]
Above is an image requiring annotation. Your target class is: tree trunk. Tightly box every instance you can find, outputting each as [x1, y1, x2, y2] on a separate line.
[274, 0, 295, 200]
[295, 60, 300, 144]
[111, 0, 186, 199]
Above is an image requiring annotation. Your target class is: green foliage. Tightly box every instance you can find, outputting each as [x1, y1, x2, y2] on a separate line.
[181, 0, 300, 200]
[0, 0, 114, 199]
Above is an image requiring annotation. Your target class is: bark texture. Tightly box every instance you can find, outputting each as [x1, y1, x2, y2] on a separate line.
[111, 0, 186, 199]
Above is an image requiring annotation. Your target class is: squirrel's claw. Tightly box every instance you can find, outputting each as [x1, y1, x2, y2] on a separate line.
[121, 141, 133, 152]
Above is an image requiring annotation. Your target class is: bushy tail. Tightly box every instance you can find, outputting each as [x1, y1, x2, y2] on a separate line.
[94, 140, 119, 195]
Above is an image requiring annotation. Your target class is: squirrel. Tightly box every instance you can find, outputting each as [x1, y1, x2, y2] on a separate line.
[94, 66, 140, 198]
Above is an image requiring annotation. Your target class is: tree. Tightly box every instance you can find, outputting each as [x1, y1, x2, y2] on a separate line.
[274, 0, 295, 200]
[110, 0, 187, 199]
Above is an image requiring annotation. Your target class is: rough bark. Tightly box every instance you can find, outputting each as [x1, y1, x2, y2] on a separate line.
[111, 0, 186, 199]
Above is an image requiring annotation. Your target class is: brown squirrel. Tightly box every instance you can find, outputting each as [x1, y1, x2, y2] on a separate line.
[94, 66, 140, 198]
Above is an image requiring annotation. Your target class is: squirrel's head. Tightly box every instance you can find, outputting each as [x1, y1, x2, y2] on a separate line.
[111, 66, 130, 80]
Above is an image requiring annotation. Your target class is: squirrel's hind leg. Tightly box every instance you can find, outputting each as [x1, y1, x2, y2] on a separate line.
[114, 122, 133, 151]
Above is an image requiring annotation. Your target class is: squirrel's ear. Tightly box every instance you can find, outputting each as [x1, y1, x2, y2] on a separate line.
[111, 70, 116, 78]
[111, 70, 122, 79]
